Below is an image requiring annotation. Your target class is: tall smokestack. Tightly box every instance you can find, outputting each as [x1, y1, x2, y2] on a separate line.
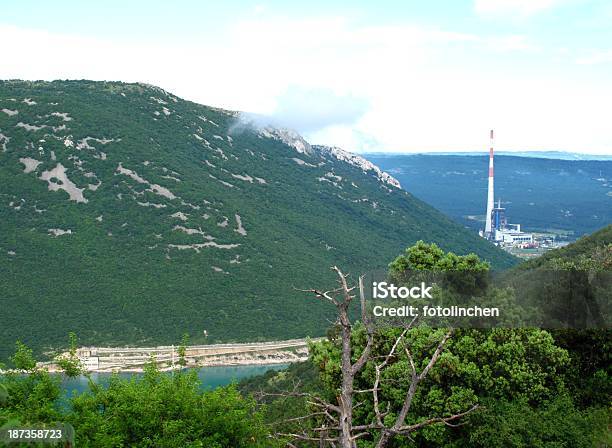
[484, 129, 495, 237]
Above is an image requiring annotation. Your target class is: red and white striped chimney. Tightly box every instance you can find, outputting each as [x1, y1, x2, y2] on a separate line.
[484, 130, 495, 236]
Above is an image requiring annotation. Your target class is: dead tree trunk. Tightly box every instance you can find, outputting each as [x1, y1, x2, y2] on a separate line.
[275, 266, 477, 447]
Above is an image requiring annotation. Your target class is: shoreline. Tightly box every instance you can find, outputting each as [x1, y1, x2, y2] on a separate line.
[1, 361, 297, 376]
[83, 360, 298, 374]
[32, 338, 318, 374]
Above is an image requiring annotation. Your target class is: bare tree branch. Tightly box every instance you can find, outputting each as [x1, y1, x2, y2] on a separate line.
[351, 275, 374, 376]
[257, 390, 342, 415]
[418, 329, 453, 382]
[372, 327, 409, 426]
[396, 404, 479, 434]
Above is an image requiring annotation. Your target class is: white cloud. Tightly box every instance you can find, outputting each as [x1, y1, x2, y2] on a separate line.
[485, 35, 540, 52]
[576, 49, 612, 65]
[1, 19, 610, 155]
[254, 86, 369, 133]
[0, 20, 471, 121]
[474, 0, 565, 16]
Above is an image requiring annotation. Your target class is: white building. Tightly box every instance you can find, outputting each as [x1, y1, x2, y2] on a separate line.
[80, 356, 100, 371]
[494, 225, 534, 245]
[77, 348, 100, 371]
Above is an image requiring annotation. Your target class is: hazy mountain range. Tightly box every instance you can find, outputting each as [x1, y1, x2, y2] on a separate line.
[366, 153, 611, 237]
[366, 151, 612, 161]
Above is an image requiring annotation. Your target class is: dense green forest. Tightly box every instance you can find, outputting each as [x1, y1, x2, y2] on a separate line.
[0, 80, 517, 361]
[2, 232, 609, 446]
[239, 231, 611, 446]
[367, 153, 612, 238]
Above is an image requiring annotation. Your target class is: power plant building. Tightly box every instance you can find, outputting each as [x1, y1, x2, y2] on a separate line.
[494, 224, 534, 245]
[481, 131, 534, 247]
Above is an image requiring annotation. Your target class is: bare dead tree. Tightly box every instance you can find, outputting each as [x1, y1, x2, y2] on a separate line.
[270, 266, 478, 448]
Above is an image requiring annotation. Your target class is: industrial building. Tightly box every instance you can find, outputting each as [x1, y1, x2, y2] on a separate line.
[480, 130, 534, 247]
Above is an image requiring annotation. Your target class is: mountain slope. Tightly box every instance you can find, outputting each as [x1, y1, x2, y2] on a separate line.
[0, 80, 515, 359]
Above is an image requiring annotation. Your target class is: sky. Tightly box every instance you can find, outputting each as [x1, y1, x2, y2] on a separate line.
[1, 0, 611, 154]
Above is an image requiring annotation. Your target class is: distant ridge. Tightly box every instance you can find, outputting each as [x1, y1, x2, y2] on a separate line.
[363, 151, 612, 161]
[366, 153, 612, 237]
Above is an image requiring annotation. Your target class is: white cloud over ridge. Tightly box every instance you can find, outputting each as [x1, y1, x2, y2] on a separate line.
[1, 16, 610, 155]
[260, 86, 369, 133]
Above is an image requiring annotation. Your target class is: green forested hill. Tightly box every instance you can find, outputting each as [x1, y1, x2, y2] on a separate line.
[521, 224, 611, 269]
[0, 80, 515, 359]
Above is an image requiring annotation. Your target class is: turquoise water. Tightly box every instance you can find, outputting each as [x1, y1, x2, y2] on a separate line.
[59, 364, 288, 398]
